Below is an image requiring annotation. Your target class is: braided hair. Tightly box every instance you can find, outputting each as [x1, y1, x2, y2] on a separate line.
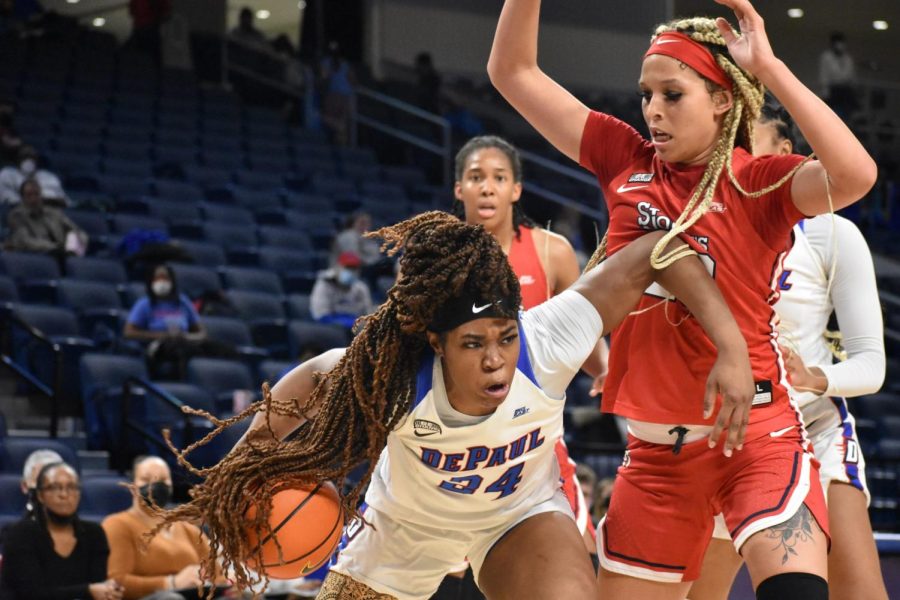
[585, 17, 811, 272]
[147, 211, 521, 589]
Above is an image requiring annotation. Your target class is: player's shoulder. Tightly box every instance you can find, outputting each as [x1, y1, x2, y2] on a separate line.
[532, 227, 576, 260]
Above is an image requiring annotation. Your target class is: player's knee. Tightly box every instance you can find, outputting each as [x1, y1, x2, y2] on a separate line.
[755, 572, 827, 600]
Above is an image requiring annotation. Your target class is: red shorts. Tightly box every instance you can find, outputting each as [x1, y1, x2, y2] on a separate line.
[597, 419, 829, 582]
[555, 439, 596, 541]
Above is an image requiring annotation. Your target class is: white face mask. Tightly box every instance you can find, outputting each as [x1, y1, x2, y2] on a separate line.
[19, 159, 36, 175]
[152, 280, 173, 297]
[337, 268, 356, 286]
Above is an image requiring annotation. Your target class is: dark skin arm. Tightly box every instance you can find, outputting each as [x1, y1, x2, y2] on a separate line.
[570, 231, 754, 456]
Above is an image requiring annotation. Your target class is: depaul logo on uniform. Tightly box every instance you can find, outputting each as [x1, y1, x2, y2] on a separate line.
[413, 419, 442, 437]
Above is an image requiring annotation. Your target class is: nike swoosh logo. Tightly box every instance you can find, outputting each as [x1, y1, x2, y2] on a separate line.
[769, 426, 794, 438]
[616, 184, 649, 193]
[656, 39, 679, 44]
[414, 430, 438, 437]
[472, 303, 492, 313]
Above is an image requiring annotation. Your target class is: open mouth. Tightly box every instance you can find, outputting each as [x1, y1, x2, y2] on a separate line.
[476, 203, 497, 220]
[484, 383, 510, 398]
[651, 128, 672, 146]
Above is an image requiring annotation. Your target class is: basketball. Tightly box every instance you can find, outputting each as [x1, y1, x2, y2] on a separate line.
[244, 481, 344, 579]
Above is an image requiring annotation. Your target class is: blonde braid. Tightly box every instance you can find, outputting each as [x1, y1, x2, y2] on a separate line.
[643, 17, 811, 270]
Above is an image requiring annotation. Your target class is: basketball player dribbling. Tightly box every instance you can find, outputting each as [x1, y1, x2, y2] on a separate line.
[153, 211, 753, 600]
[489, 0, 877, 597]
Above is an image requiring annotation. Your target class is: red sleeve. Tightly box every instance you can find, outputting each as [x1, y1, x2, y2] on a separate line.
[737, 152, 807, 250]
[578, 111, 648, 187]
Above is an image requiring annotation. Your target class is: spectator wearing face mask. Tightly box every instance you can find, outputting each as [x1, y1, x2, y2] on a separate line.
[309, 250, 374, 330]
[103, 456, 227, 600]
[0, 462, 124, 600]
[124, 264, 236, 379]
[0, 145, 69, 207]
[5, 179, 87, 257]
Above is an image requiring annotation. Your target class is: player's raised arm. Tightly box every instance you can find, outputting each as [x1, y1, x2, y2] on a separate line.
[713, 0, 876, 214]
[487, 0, 590, 163]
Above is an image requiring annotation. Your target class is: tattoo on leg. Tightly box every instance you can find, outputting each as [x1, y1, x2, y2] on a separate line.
[764, 505, 817, 565]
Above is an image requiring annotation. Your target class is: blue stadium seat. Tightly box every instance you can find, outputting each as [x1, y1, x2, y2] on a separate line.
[0, 274, 20, 306]
[0, 473, 25, 518]
[310, 174, 357, 197]
[382, 165, 427, 188]
[258, 359, 294, 385]
[187, 358, 255, 413]
[225, 290, 288, 355]
[287, 320, 349, 358]
[172, 240, 226, 268]
[282, 193, 334, 213]
[79, 353, 148, 449]
[112, 214, 168, 235]
[182, 165, 231, 188]
[202, 222, 257, 251]
[154, 180, 206, 204]
[66, 211, 111, 240]
[226, 290, 286, 321]
[230, 188, 281, 211]
[79, 476, 132, 520]
[257, 227, 312, 252]
[169, 264, 221, 298]
[200, 203, 254, 225]
[104, 141, 151, 161]
[0, 437, 80, 474]
[285, 293, 311, 320]
[154, 382, 217, 416]
[233, 170, 283, 191]
[220, 266, 284, 295]
[0, 251, 60, 282]
[103, 159, 154, 179]
[200, 316, 269, 363]
[65, 256, 128, 285]
[257, 247, 316, 276]
[98, 174, 152, 200]
[148, 200, 203, 227]
[342, 163, 380, 182]
[856, 393, 900, 419]
[56, 279, 124, 336]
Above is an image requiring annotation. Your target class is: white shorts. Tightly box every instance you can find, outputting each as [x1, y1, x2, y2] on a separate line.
[711, 395, 869, 541]
[330, 491, 573, 600]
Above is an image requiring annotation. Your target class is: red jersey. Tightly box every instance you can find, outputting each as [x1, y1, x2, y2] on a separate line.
[508, 226, 550, 309]
[579, 111, 807, 425]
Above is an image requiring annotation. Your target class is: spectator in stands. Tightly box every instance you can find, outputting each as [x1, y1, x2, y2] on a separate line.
[319, 41, 355, 145]
[0, 462, 124, 600]
[5, 179, 87, 257]
[127, 0, 171, 64]
[0, 448, 65, 548]
[230, 6, 266, 47]
[591, 476, 615, 523]
[819, 31, 858, 119]
[310, 250, 373, 331]
[0, 145, 69, 206]
[414, 51, 442, 113]
[331, 211, 380, 267]
[124, 264, 236, 379]
[103, 456, 226, 599]
[20, 448, 64, 517]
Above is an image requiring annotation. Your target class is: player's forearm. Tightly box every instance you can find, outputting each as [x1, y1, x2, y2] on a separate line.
[759, 59, 876, 203]
[654, 259, 747, 358]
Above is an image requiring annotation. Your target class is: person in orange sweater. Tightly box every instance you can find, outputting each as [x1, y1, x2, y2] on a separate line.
[102, 456, 226, 600]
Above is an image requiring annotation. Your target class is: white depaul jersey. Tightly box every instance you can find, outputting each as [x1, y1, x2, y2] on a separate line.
[774, 214, 885, 408]
[364, 290, 602, 530]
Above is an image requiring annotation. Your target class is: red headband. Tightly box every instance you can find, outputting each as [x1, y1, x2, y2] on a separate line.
[644, 31, 732, 91]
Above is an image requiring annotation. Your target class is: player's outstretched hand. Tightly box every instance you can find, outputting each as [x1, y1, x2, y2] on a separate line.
[705, 347, 754, 457]
[713, 0, 777, 78]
